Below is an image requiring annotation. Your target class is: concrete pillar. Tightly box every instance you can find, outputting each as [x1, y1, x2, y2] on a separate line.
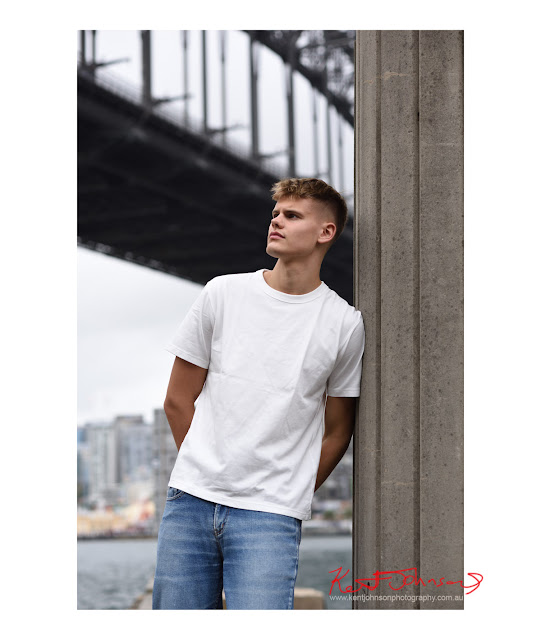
[353, 30, 463, 610]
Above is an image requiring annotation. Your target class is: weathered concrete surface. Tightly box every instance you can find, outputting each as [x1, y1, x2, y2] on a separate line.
[353, 31, 463, 610]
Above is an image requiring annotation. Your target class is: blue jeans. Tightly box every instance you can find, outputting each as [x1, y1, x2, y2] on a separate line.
[152, 488, 302, 609]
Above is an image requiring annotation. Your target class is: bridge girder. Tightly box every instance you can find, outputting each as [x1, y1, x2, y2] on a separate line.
[78, 33, 355, 303]
[245, 30, 355, 126]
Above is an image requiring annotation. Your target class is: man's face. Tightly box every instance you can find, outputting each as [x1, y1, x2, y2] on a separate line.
[266, 197, 335, 259]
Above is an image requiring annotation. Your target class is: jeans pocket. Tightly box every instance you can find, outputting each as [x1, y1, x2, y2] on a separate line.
[166, 486, 186, 501]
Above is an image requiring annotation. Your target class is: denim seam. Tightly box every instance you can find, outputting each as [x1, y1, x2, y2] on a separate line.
[212, 528, 224, 561]
[166, 490, 186, 501]
[289, 521, 301, 609]
[220, 507, 231, 534]
[212, 506, 227, 560]
[213, 505, 231, 536]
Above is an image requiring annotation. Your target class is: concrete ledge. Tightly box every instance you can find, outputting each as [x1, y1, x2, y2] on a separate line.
[293, 588, 326, 610]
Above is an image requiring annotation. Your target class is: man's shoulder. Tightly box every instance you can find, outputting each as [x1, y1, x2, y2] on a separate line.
[207, 270, 255, 289]
[323, 285, 363, 326]
[204, 271, 258, 300]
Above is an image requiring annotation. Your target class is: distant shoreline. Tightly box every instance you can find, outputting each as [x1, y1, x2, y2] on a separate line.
[78, 530, 351, 542]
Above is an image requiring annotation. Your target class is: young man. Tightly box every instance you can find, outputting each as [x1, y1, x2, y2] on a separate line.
[152, 178, 365, 610]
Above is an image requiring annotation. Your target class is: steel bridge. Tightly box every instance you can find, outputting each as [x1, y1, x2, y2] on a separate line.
[77, 30, 356, 302]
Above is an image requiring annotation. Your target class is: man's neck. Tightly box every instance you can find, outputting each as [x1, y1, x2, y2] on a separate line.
[263, 261, 322, 295]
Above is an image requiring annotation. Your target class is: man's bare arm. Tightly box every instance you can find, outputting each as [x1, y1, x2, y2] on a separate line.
[314, 396, 357, 492]
[163, 357, 208, 451]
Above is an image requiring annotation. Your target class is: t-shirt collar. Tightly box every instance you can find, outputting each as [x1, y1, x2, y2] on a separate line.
[256, 268, 328, 304]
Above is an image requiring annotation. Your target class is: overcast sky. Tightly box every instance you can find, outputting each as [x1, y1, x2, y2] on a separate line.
[77, 247, 203, 425]
[78, 30, 354, 426]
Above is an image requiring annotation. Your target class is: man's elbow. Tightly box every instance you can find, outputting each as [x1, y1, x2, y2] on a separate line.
[163, 395, 172, 416]
[335, 430, 353, 452]
[323, 423, 354, 451]
[164, 393, 192, 418]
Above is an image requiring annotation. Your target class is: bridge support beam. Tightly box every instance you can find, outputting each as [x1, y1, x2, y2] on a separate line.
[323, 51, 333, 185]
[91, 30, 97, 71]
[249, 33, 260, 161]
[79, 30, 97, 78]
[220, 31, 227, 145]
[202, 30, 208, 134]
[79, 30, 86, 65]
[312, 88, 319, 177]
[141, 30, 152, 107]
[286, 33, 301, 177]
[353, 30, 464, 609]
[182, 31, 189, 123]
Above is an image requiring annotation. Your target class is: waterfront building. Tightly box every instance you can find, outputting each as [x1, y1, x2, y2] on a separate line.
[77, 426, 91, 502]
[84, 419, 119, 507]
[115, 415, 153, 483]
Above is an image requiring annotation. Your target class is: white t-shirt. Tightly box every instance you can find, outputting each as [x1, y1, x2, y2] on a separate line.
[165, 268, 365, 521]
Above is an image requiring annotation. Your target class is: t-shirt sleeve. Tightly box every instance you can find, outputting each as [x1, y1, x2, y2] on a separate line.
[164, 281, 216, 369]
[326, 315, 366, 397]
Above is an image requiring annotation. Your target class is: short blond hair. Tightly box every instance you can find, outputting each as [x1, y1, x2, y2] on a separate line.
[271, 178, 348, 246]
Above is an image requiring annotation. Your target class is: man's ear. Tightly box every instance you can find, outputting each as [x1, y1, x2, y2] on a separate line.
[319, 221, 336, 245]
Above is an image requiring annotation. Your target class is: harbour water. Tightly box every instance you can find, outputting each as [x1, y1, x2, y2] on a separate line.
[77, 534, 353, 610]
